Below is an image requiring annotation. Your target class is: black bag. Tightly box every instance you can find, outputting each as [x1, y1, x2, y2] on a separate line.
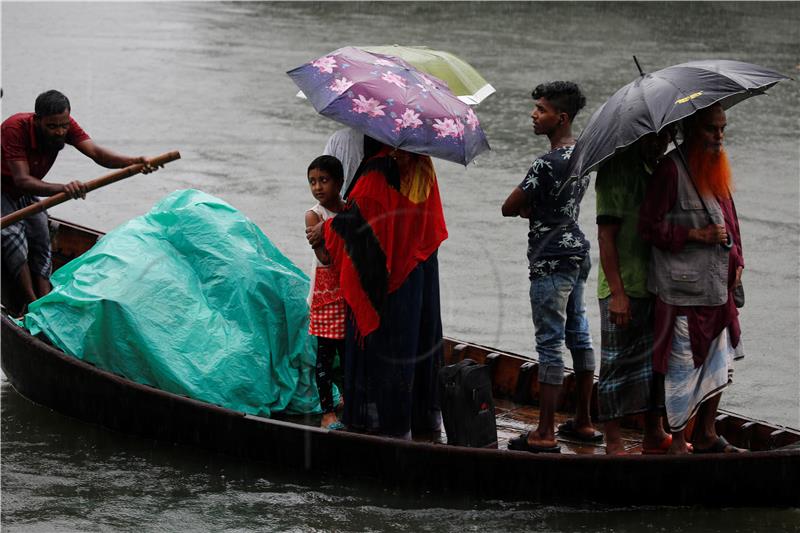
[438, 358, 498, 448]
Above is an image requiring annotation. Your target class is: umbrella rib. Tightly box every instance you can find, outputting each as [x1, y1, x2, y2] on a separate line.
[648, 72, 695, 129]
[605, 80, 659, 157]
[680, 61, 789, 91]
[651, 66, 786, 131]
[568, 77, 667, 180]
[417, 81, 468, 161]
[597, 82, 647, 163]
[648, 70, 723, 131]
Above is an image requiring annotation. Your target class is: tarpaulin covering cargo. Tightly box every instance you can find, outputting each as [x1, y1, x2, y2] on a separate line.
[23, 189, 322, 417]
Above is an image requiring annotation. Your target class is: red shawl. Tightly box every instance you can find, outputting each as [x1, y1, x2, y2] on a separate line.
[323, 147, 448, 337]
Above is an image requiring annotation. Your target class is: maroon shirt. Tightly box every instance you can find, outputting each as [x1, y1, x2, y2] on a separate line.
[1, 112, 91, 198]
[639, 157, 743, 374]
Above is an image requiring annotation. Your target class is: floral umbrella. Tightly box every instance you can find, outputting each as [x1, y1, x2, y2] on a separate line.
[287, 46, 490, 166]
[297, 45, 496, 105]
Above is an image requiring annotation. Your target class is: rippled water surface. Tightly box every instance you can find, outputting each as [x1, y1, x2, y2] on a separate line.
[2, 2, 799, 530]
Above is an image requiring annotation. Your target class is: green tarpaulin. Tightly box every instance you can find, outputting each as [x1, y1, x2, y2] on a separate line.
[24, 189, 323, 417]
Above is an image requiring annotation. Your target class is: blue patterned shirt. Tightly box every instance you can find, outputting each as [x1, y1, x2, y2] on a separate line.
[519, 145, 590, 278]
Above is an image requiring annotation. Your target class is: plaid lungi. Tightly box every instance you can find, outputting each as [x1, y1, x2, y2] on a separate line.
[597, 296, 662, 421]
[1, 192, 52, 279]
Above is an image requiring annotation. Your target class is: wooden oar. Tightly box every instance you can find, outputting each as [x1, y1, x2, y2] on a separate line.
[0, 150, 181, 229]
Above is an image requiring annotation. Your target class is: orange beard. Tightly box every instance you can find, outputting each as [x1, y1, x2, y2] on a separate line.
[688, 143, 734, 199]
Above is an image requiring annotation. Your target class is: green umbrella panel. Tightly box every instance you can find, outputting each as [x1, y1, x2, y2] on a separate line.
[361, 45, 495, 104]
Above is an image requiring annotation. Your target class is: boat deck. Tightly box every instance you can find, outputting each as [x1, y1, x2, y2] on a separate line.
[285, 398, 654, 454]
[496, 399, 606, 454]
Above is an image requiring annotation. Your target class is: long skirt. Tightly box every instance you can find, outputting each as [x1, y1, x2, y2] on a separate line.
[341, 251, 443, 438]
[664, 316, 735, 431]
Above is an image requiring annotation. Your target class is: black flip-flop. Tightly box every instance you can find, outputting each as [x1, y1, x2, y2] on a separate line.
[692, 436, 746, 454]
[557, 419, 604, 442]
[507, 432, 561, 454]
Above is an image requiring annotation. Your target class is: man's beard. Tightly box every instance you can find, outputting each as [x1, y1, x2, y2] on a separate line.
[36, 128, 66, 151]
[688, 143, 733, 199]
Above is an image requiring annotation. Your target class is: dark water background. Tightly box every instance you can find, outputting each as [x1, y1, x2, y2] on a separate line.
[2, 2, 799, 530]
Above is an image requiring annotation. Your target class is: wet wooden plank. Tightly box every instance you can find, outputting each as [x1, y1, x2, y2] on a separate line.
[496, 400, 646, 455]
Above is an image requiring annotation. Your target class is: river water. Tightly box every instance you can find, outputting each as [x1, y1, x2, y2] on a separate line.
[2, 2, 799, 530]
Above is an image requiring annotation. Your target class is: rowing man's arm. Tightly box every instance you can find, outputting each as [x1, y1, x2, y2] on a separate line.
[6, 159, 86, 199]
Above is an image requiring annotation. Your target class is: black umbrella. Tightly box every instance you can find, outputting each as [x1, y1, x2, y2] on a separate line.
[565, 58, 790, 180]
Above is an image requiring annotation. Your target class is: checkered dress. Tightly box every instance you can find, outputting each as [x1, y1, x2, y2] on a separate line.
[309, 265, 345, 339]
[306, 203, 345, 339]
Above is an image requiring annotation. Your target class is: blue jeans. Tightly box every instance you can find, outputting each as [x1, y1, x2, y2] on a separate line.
[529, 257, 594, 385]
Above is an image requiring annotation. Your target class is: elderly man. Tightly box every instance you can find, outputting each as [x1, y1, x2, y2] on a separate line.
[595, 131, 673, 455]
[2, 90, 152, 312]
[502, 81, 598, 453]
[639, 103, 746, 454]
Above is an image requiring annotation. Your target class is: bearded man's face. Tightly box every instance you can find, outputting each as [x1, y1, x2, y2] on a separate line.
[692, 106, 727, 154]
[34, 110, 71, 151]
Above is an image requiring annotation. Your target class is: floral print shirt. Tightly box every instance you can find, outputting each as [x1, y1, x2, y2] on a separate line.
[519, 145, 590, 279]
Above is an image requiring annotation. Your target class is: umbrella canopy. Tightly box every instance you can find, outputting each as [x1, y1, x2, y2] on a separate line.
[287, 46, 490, 166]
[566, 59, 790, 178]
[360, 45, 495, 105]
[296, 45, 495, 105]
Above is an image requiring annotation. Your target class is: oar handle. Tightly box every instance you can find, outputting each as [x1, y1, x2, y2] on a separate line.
[0, 150, 181, 229]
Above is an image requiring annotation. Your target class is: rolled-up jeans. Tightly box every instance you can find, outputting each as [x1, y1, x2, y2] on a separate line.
[529, 257, 594, 385]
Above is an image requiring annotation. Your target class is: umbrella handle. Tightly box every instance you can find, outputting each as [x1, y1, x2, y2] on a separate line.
[722, 233, 734, 250]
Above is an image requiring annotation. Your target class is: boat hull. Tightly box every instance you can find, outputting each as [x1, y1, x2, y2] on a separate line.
[3, 315, 798, 506]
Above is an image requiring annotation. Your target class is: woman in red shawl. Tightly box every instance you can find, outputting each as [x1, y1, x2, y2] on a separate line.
[307, 137, 448, 438]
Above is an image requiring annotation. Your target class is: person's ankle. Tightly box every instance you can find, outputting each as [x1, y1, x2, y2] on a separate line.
[692, 432, 717, 446]
[320, 413, 338, 426]
[530, 428, 555, 442]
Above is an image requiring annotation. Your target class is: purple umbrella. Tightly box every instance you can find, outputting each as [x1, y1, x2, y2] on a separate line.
[287, 46, 490, 166]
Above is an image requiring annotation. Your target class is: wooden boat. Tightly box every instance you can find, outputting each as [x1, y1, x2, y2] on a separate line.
[2, 218, 798, 506]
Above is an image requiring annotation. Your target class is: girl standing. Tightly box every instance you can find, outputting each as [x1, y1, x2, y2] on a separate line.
[305, 155, 346, 429]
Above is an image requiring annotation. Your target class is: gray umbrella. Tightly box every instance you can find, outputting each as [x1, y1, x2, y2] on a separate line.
[565, 58, 791, 179]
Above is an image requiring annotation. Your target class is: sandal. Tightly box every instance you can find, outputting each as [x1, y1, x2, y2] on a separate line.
[557, 419, 603, 442]
[642, 435, 694, 454]
[692, 436, 746, 454]
[507, 432, 561, 454]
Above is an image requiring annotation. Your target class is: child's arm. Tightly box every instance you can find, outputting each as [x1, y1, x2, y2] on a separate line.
[305, 210, 331, 265]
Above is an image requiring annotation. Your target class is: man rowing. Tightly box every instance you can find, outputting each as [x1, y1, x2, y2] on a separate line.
[1, 90, 154, 312]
